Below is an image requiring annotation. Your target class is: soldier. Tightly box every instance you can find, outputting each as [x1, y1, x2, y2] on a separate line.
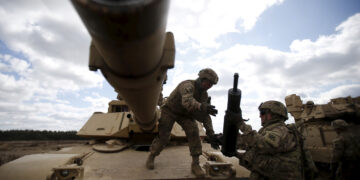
[158, 74, 167, 106]
[146, 68, 219, 177]
[331, 119, 360, 180]
[304, 101, 315, 115]
[232, 100, 303, 180]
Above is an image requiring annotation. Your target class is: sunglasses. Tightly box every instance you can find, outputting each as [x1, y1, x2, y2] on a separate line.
[260, 109, 269, 116]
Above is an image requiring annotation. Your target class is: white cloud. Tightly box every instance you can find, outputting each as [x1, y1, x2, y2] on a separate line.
[319, 84, 360, 103]
[188, 13, 360, 132]
[168, 0, 284, 48]
[290, 14, 360, 61]
[83, 95, 111, 112]
[0, 0, 359, 133]
[0, 0, 108, 130]
[0, 0, 104, 92]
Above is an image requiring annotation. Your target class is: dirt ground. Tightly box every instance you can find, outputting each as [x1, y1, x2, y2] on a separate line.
[0, 140, 88, 166]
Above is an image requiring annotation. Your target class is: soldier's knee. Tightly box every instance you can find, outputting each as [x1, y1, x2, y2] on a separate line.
[158, 134, 171, 143]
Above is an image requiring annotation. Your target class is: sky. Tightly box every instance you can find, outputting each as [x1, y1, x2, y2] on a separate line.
[0, 0, 359, 132]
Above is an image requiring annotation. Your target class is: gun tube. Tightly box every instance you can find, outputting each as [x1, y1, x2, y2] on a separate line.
[71, 0, 175, 131]
[233, 73, 238, 92]
[222, 73, 241, 157]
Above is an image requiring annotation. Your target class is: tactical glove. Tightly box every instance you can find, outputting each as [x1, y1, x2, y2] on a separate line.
[210, 142, 220, 150]
[201, 102, 218, 116]
[206, 135, 222, 150]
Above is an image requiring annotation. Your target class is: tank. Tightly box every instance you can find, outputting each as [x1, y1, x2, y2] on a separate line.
[285, 94, 360, 175]
[0, 0, 250, 179]
[0, 98, 251, 179]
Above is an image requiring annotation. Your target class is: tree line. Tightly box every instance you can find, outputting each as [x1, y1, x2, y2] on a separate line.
[0, 130, 88, 141]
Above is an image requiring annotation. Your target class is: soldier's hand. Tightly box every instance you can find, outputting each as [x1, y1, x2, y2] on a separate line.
[206, 135, 222, 150]
[210, 142, 220, 150]
[201, 102, 218, 116]
[225, 109, 243, 123]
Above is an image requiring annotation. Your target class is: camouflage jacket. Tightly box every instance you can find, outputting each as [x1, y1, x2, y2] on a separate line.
[331, 130, 360, 179]
[332, 131, 360, 163]
[164, 80, 214, 136]
[238, 120, 297, 154]
[238, 120, 302, 179]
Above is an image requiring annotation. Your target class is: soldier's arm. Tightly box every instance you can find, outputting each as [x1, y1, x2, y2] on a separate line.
[238, 121, 253, 134]
[239, 127, 283, 154]
[201, 115, 215, 137]
[195, 92, 216, 136]
[255, 130, 283, 152]
[179, 82, 201, 112]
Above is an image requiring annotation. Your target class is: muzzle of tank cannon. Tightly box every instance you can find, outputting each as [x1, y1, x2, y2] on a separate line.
[71, 0, 175, 131]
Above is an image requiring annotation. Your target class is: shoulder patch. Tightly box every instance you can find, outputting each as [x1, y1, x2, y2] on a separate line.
[263, 132, 281, 148]
[267, 133, 276, 141]
[184, 87, 192, 93]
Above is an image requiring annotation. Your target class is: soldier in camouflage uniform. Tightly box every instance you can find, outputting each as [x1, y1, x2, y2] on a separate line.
[234, 101, 303, 180]
[146, 68, 219, 177]
[331, 119, 360, 180]
[158, 74, 167, 106]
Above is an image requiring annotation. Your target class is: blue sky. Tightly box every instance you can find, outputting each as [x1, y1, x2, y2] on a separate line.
[0, 0, 359, 132]
[220, 0, 360, 51]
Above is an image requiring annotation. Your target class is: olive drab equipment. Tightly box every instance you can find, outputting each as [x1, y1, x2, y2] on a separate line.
[198, 68, 219, 85]
[259, 100, 289, 120]
[286, 124, 318, 179]
[222, 73, 242, 157]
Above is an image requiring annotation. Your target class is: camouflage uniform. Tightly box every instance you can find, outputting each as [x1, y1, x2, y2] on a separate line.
[150, 79, 215, 156]
[157, 74, 167, 106]
[147, 68, 218, 177]
[331, 120, 360, 180]
[237, 101, 303, 180]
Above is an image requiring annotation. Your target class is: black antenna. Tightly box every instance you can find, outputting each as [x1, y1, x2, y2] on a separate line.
[233, 73, 239, 92]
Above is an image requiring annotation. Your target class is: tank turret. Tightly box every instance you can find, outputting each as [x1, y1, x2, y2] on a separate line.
[76, 99, 205, 141]
[285, 94, 360, 176]
[286, 94, 360, 125]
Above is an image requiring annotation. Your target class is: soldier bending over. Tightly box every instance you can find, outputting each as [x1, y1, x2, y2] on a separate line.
[146, 68, 219, 177]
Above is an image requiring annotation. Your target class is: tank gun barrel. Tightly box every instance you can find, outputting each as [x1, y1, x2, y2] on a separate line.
[71, 0, 175, 131]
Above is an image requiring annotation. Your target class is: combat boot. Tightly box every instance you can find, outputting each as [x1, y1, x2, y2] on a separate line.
[191, 156, 205, 177]
[146, 153, 156, 170]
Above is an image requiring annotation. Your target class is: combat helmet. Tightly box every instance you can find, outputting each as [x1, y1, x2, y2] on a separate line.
[306, 101, 314, 106]
[259, 100, 288, 120]
[331, 119, 348, 130]
[198, 68, 218, 85]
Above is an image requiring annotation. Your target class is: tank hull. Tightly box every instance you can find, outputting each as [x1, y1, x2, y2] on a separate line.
[0, 143, 250, 179]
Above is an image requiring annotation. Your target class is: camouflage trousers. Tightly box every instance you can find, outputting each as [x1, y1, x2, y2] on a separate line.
[150, 107, 202, 157]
